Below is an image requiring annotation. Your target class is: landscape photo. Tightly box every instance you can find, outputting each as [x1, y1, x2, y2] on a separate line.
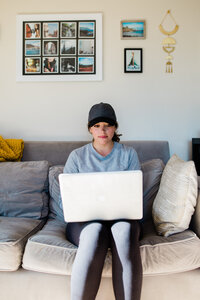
[25, 40, 41, 56]
[78, 39, 94, 55]
[78, 57, 94, 73]
[79, 22, 95, 37]
[122, 21, 145, 38]
[61, 22, 76, 38]
[60, 39, 76, 55]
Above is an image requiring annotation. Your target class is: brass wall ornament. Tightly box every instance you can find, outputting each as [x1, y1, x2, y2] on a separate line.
[159, 10, 179, 73]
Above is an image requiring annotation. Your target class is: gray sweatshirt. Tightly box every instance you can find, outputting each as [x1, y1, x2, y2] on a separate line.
[64, 142, 140, 173]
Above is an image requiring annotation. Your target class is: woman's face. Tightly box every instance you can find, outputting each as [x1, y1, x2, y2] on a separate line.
[89, 122, 116, 145]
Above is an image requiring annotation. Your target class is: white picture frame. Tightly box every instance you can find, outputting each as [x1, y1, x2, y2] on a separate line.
[16, 13, 103, 81]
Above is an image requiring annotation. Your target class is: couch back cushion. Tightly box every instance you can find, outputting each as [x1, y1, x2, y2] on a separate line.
[0, 161, 49, 219]
[141, 159, 165, 223]
[49, 165, 64, 222]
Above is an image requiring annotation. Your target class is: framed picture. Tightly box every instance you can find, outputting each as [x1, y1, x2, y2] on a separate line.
[25, 40, 41, 56]
[121, 20, 146, 39]
[25, 57, 41, 73]
[25, 23, 41, 39]
[78, 57, 94, 73]
[60, 39, 76, 55]
[79, 22, 95, 38]
[43, 22, 59, 38]
[60, 22, 76, 38]
[124, 48, 143, 73]
[43, 40, 59, 56]
[16, 13, 102, 81]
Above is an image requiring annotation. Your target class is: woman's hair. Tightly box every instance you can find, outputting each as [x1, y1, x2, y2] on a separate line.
[88, 121, 122, 143]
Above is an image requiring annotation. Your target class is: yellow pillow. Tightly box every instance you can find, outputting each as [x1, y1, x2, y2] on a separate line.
[152, 154, 198, 237]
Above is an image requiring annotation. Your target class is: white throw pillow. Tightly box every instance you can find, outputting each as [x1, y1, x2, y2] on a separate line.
[152, 154, 198, 237]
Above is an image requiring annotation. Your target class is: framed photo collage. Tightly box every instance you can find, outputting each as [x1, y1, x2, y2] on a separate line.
[16, 13, 102, 81]
[23, 20, 96, 75]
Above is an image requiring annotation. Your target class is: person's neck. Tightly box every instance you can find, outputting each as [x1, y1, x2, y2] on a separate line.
[93, 141, 114, 157]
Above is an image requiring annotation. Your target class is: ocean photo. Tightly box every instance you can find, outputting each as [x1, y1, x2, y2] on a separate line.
[79, 22, 95, 37]
[122, 22, 144, 38]
[25, 40, 41, 56]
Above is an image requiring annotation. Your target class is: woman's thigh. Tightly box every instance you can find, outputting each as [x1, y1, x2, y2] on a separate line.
[66, 221, 110, 247]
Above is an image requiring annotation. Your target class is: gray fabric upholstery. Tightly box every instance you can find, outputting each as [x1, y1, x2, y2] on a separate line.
[141, 159, 165, 224]
[22, 141, 170, 166]
[49, 165, 64, 222]
[0, 161, 49, 219]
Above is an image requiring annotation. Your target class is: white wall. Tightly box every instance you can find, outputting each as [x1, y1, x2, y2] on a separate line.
[0, 0, 200, 160]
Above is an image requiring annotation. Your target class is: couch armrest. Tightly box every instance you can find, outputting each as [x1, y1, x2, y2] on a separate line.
[191, 177, 200, 238]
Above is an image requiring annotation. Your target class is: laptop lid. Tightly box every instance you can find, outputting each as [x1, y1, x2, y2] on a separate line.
[59, 170, 143, 222]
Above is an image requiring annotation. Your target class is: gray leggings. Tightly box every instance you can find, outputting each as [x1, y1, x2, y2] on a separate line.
[66, 220, 142, 300]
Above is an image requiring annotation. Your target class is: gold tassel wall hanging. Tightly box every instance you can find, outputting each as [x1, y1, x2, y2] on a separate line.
[159, 10, 179, 73]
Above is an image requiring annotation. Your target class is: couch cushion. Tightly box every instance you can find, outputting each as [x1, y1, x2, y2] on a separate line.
[141, 159, 164, 223]
[0, 161, 49, 219]
[0, 217, 44, 271]
[22, 218, 200, 276]
[48, 165, 64, 222]
[152, 154, 198, 237]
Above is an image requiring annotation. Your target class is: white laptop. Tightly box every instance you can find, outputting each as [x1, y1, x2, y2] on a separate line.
[59, 170, 143, 222]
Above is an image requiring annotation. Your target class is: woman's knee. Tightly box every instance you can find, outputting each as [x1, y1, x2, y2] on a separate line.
[111, 220, 140, 245]
[79, 222, 109, 248]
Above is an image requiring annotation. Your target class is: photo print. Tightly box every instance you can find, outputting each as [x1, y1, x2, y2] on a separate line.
[43, 40, 58, 55]
[25, 40, 41, 56]
[78, 57, 94, 73]
[121, 20, 146, 39]
[25, 57, 41, 73]
[25, 23, 41, 39]
[78, 39, 94, 55]
[124, 48, 143, 73]
[79, 22, 95, 38]
[43, 22, 59, 38]
[60, 57, 76, 73]
[43, 57, 58, 73]
[61, 22, 76, 38]
[60, 39, 76, 55]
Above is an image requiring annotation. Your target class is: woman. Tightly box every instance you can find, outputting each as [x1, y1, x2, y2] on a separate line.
[64, 102, 142, 300]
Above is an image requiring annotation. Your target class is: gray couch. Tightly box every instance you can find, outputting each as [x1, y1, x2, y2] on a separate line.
[0, 140, 200, 300]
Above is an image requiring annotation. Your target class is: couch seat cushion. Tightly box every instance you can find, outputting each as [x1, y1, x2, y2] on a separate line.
[0, 161, 49, 219]
[0, 217, 44, 271]
[140, 220, 200, 275]
[22, 219, 200, 277]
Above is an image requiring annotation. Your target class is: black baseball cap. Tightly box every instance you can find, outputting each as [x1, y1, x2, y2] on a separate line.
[88, 102, 117, 127]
